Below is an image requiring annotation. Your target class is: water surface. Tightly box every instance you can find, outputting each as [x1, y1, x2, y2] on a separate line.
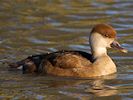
[0, 0, 133, 100]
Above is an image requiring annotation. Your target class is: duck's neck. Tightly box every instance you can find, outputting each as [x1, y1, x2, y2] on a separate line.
[91, 47, 107, 60]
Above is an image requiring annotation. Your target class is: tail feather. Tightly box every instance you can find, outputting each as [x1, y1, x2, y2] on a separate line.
[8, 54, 48, 73]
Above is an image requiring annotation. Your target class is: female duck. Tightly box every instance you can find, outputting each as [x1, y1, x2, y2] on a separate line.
[9, 24, 127, 77]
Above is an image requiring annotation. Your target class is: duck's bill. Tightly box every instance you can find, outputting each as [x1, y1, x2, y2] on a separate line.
[111, 40, 128, 53]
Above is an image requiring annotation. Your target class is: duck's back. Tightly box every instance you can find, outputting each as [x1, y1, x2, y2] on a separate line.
[42, 50, 92, 69]
[38, 50, 93, 76]
[9, 50, 93, 76]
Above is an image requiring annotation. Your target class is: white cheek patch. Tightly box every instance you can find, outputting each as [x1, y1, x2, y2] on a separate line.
[90, 33, 107, 48]
[90, 32, 114, 52]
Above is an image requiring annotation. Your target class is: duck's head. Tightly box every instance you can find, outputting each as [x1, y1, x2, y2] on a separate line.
[89, 24, 127, 59]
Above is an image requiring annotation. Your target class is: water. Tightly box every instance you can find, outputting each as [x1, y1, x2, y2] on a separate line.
[0, 0, 133, 99]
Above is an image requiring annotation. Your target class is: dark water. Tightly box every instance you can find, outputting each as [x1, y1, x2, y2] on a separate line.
[0, 0, 133, 100]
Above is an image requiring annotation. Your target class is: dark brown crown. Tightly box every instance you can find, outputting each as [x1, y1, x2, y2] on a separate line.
[91, 24, 116, 38]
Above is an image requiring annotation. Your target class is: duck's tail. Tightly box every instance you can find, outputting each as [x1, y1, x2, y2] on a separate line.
[8, 53, 48, 74]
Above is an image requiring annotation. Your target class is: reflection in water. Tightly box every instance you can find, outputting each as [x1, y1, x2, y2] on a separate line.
[57, 74, 118, 99]
[86, 79, 118, 97]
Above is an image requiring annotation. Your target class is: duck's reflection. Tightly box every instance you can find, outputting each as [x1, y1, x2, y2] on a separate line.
[47, 74, 118, 98]
[85, 79, 118, 97]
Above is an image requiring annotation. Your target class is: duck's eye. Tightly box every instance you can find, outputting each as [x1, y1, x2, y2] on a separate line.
[104, 34, 108, 37]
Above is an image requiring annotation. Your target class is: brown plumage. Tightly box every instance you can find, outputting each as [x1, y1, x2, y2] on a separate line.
[91, 24, 116, 38]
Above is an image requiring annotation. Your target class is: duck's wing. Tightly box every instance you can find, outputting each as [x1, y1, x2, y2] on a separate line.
[9, 50, 93, 74]
[39, 50, 93, 77]
[41, 50, 93, 69]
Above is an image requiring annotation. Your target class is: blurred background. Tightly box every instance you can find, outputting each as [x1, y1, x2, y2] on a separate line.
[0, 0, 133, 99]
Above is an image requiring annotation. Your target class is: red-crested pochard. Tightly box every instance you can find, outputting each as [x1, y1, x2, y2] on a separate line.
[9, 24, 127, 77]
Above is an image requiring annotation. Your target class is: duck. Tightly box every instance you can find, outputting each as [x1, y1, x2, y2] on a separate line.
[9, 24, 127, 78]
